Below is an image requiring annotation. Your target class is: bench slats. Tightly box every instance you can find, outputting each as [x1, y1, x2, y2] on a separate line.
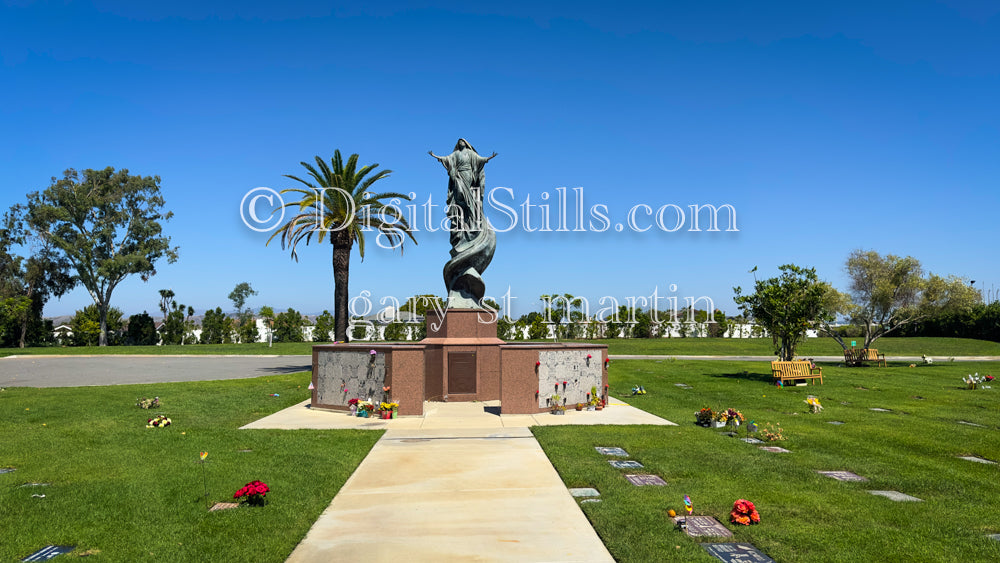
[770, 360, 823, 385]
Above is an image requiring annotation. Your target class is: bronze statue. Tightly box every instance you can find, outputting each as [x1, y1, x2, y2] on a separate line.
[429, 139, 497, 308]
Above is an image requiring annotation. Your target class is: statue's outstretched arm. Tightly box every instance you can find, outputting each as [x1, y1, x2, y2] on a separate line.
[485, 152, 498, 161]
[428, 151, 444, 161]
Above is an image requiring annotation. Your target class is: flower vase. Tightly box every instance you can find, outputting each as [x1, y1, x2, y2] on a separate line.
[391, 410, 398, 419]
[710, 421, 726, 428]
[349, 405, 357, 416]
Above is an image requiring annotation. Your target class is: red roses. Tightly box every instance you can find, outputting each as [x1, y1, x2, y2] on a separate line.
[234, 480, 270, 506]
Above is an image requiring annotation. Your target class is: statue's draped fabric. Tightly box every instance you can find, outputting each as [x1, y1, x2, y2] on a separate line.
[436, 140, 496, 308]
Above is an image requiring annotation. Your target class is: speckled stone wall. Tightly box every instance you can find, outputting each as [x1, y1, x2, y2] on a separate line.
[314, 349, 387, 408]
[538, 349, 604, 408]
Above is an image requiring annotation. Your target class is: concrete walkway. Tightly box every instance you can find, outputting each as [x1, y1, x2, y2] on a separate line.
[244, 399, 675, 562]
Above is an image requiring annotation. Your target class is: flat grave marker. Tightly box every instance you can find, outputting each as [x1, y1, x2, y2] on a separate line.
[702, 543, 776, 563]
[759, 446, 791, 453]
[957, 421, 986, 428]
[672, 516, 733, 538]
[209, 502, 239, 512]
[987, 534, 1000, 542]
[958, 455, 996, 465]
[740, 437, 764, 444]
[0, 467, 15, 474]
[569, 488, 600, 498]
[870, 407, 891, 412]
[580, 498, 601, 504]
[21, 546, 75, 562]
[595, 447, 629, 457]
[818, 470, 868, 482]
[608, 460, 643, 469]
[867, 490, 922, 502]
[624, 474, 667, 486]
[674, 383, 692, 389]
[19, 483, 50, 487]
[827, 421, 845, 425]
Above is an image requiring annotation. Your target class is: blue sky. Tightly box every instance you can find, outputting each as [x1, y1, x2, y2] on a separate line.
[2, 1, 998, 319]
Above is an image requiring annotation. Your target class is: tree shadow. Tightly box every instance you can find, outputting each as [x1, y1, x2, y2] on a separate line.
[707, 370, 775, 384]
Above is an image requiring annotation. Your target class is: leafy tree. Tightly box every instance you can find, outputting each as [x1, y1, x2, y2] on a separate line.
[313, 310, 335, 342]
[25, 168, 178, 346]
[228, 282, 257, 313]
[158, 289, 175, 322]
[383, 321, 407, 341]
[268, 151, 416, 342]
[400, 295, 446, 316]
[161, 301, 189, 345]
[71, 304, 124, 346]
[200, 307, 233, 344]
[126, 312, 158, 345]
[842, 250, 980, 348]
[274, 307, 306, 342]
[1, 206, 75, 347]
[734, 264, 843, 360]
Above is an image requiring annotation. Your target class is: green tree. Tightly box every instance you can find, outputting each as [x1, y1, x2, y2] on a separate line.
[734, 264, 843, 360]
[200, 307, 233, 344]
[274, 308, 306, 342]
[313, 310, 335, 342]
[71, 304, 124, 346]
[842, 249, 980, 349]
[25, 168, 178, 346]
[268, 152, 416, 342]
[1, 206, 75, 347]
[126, 312, 157, 346]
[161, 301, 189, 345]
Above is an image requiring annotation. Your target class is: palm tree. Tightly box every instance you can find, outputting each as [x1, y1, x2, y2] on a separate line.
[268, 151, 416, 342]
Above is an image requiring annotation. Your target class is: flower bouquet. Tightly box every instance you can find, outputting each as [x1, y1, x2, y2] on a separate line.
[136, 396, 160, 409]
[757, 422, 785, 442]
[347, 397, 359, 415]
[963, 373, 992, 389]
[729, 499, 760, 525]
[234, 480, 269, 507]
[805, 396, 823, 413]
[378, 402, 399, 419]
[146, 415, 171, 428]
[355, 400, 375, 417]
[695, 407, 714, 427]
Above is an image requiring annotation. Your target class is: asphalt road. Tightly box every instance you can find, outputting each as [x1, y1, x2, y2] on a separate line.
[0, 355, 313, 388]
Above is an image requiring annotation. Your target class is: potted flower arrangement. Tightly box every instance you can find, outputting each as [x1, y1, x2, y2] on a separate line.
[550, 394, 565, 415]
[696, 407, 714, 427]
[715, 408, 744, 429]
[356, 400, 375, 417]
[379, 402, 399, 419]
[575, 402, 584, 411]
[233, 480, 269, 507]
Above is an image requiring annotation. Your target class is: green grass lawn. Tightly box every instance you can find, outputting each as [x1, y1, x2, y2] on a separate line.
[533, 360, 1000, 562]
[5, 336, 1000, 358]
[0, 373, 381, 562]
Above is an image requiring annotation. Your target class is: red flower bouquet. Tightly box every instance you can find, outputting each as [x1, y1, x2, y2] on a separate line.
[729, 498, 760, 525]
[234, 480, 270, 506]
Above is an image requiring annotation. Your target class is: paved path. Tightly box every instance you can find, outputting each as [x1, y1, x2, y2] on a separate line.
[247, 400, 673, 562]
[0, 355, 312, 387]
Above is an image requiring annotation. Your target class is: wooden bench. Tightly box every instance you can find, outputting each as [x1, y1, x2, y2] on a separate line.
[843, 348, 886, 367]
[771, 361, 823, 386]
[863, 348, 886, 367]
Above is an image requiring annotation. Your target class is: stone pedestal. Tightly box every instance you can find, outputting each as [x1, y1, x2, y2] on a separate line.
[421, 309, 504, 402]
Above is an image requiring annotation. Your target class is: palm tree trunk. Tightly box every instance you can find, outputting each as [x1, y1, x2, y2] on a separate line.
[332, 236, 352, 342]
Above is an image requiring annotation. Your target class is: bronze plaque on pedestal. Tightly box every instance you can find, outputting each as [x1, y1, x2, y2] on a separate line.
[448, 352, 477, 395]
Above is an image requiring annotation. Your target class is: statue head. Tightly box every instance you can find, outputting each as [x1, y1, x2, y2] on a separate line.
[454, 138, 476, 153]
